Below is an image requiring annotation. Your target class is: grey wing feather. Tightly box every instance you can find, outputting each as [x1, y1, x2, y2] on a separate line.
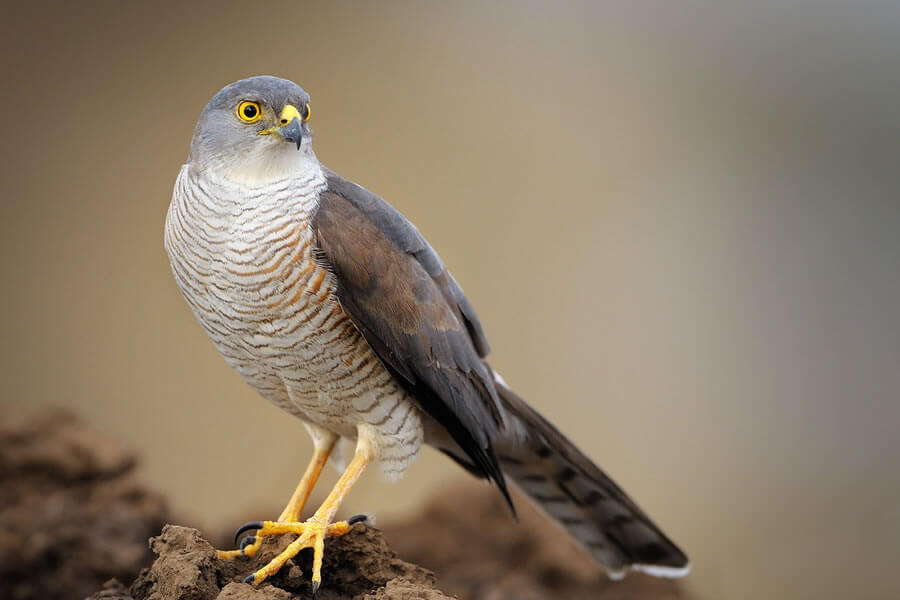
[311, 170, 688, 575]
[321, 169, 491, 356]
[312, 168, 511, 506]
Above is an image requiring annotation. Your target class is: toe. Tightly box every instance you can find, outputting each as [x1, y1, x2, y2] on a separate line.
[216, 548, 244, 560]
[239, 535, 257, 551]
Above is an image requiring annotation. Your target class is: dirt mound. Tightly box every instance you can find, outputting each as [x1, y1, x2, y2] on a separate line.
[0, 412, 168, 600]
[99, 523, 452, 600]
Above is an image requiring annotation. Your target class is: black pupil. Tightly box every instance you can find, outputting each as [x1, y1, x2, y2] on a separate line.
[243, 104, 258, 118]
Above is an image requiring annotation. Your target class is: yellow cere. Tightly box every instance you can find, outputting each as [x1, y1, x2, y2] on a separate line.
[236, 100, 262, 123]
[254, 104, 311, 137]
[278, 104, 302, 125]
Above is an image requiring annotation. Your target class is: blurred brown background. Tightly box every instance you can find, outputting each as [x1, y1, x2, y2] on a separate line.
[2, 2, 899, 599]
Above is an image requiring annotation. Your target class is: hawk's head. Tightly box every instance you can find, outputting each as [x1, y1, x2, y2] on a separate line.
[189, 76, 315, 182]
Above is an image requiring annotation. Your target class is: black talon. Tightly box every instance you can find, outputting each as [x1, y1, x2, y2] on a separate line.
[234, 520, 265, 545]
[242, 574, 255, 585]
[347, 514, 369, 526]
[311, 580, 320, 597]
[239, 535, 256, 553]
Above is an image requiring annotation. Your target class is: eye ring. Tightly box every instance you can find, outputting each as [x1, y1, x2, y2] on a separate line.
[236, 101, 262, 123]
[303, 103, 311, 122]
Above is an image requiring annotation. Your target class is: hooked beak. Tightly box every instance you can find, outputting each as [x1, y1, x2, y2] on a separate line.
[277, 104, 303, 150]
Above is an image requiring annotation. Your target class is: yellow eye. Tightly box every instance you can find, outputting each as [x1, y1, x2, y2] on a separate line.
[303, 103, 311, 122]
[236, 101, 262, 123]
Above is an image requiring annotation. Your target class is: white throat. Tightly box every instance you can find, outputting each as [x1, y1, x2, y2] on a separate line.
[194, 143, 324, 188]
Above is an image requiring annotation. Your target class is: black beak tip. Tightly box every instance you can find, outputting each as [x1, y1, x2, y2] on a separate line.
[279, 119, 304, 151]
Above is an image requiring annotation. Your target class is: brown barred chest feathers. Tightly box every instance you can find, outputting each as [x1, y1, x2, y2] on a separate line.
[165, 165, 424, 478]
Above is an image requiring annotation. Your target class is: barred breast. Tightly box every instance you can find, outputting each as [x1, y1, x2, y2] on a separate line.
[164, 163, 423, 478]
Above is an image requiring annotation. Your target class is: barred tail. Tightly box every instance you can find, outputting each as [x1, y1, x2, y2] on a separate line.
[492, 373, 690, 580]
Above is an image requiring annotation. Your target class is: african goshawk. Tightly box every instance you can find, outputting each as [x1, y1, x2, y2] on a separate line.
[164, 76, 690, 590]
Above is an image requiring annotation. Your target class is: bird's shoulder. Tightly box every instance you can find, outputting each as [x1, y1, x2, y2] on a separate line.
[313, 167, 491, 358]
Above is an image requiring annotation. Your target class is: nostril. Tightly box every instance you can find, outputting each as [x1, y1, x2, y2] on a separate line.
[280, 119, 288, 125]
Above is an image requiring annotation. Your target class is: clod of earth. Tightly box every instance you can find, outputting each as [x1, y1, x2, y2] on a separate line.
[112, 523, 453, 600]
[0, 412, 168, 600]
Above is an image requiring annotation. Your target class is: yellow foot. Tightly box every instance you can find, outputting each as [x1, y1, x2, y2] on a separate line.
[216, 515, 368, 589]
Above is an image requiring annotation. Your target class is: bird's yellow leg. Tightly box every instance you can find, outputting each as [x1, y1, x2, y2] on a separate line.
[278, 434, 339, 523]
[217, 432, 338, 560]
[242, 432, 374, 590]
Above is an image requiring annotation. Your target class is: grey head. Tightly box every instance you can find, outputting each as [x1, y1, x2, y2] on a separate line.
[189, 76, 316, 181]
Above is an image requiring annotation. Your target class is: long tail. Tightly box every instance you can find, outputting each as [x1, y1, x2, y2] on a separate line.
[491, 371, 690, 580]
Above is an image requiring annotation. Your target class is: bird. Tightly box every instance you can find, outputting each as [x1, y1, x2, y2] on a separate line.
[164, 75, 690, 591]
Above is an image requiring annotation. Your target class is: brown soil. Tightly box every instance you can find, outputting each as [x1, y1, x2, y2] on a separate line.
[0, 412, 168, 600]
[2, 412, 690, 600]
[120, 523, 451, 600]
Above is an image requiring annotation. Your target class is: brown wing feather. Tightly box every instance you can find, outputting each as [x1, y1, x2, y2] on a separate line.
[311, 170, 511, 507]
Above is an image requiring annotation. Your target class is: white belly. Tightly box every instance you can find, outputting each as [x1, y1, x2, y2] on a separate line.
[164, 164, 423, 478]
